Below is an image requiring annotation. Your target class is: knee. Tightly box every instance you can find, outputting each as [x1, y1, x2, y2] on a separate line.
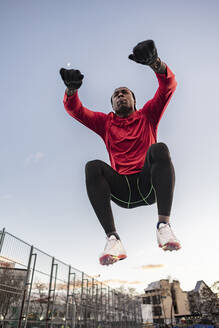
[85, 160, 103, 179]
[149, 142, 171, 162]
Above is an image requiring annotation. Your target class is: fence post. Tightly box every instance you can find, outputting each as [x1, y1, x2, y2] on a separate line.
[0, 227, 6, 254]
[18, 245, 34, 328]
[23, 252, 37, 328]
[65, 265, 71, 328]
[66, 265, 76, 328]
[45, 257, 58, 328]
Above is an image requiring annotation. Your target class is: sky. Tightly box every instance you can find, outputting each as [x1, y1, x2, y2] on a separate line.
[0, 0, 219, 294]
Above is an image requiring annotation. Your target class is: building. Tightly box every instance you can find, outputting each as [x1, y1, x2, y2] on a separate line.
[188, 280, 219, 324]
[140, 279, 190, 324]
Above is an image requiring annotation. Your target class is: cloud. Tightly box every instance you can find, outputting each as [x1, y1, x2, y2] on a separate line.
[91, 274, 101, 278]
[53, 279, 143, 291]
[25, 152, 45, 166]
[140, 264, 164, 270]
[103, 279, 142, 285]
[0, 194, 12, 200]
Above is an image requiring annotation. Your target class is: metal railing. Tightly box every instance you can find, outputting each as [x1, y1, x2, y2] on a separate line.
[0, 228, 143, 328]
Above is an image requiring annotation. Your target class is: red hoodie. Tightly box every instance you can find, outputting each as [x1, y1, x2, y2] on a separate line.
[63, 66, 177, 175]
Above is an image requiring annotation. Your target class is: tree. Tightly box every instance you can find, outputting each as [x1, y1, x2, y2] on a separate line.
[0, 267, 26, 321]
[31, 280, 49, 319]
[211, 281, 219, 296]
[116, 285, 139, 296]
[199, 283, 218, 319]
[189, 281, 219, 323]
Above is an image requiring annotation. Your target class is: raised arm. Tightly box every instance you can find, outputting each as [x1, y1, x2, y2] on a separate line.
[128, 40, 177, 128]
[60, 68, 107, 139]
[129, 39, 167, 74]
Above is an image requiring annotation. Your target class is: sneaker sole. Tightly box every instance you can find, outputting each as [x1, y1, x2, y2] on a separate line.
[159, 242, 181, 251]
[99, 254, 127, 266]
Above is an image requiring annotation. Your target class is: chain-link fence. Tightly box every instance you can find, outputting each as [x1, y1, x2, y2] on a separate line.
[0, 228, 143, 328]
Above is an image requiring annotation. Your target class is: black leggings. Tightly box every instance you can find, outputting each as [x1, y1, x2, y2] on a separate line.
[85, 143, 175, 236]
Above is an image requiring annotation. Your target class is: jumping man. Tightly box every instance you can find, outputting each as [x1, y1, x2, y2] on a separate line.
[60, 40, 181, 266]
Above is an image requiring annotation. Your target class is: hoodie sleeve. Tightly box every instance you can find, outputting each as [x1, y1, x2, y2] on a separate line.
[139, 65, 177, 130]
[63, 91, 108, 140]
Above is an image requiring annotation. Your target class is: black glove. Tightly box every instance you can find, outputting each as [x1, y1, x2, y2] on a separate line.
[60, 68, 84, 90]
[128, 40, 158, 65]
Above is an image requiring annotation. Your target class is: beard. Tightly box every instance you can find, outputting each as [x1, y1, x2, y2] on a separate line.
[115, 104, 133, 117]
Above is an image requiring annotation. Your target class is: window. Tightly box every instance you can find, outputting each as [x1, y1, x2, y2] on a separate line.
[152, 295, 161, 304]
[143, 296, 151, 304]
[153, 306, 162, 316]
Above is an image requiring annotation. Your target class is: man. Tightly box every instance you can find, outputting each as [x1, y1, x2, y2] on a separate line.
[60, 40, 181, 266]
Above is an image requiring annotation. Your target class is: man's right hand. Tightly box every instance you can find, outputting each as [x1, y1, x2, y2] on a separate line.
[60, 68, 84, 90]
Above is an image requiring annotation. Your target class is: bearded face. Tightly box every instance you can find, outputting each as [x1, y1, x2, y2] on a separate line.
[111, 87, 136, 118]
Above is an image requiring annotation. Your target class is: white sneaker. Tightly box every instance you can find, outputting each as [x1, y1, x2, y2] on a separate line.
[157, 223, 181, 251]
[99, 235, 127, 265]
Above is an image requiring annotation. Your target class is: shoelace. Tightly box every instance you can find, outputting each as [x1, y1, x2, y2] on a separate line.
[104, 238, 118, 251]
[159, 224, 176, 239]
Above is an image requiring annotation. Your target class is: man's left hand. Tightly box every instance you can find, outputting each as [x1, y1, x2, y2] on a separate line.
[128, 40, 158, 66]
